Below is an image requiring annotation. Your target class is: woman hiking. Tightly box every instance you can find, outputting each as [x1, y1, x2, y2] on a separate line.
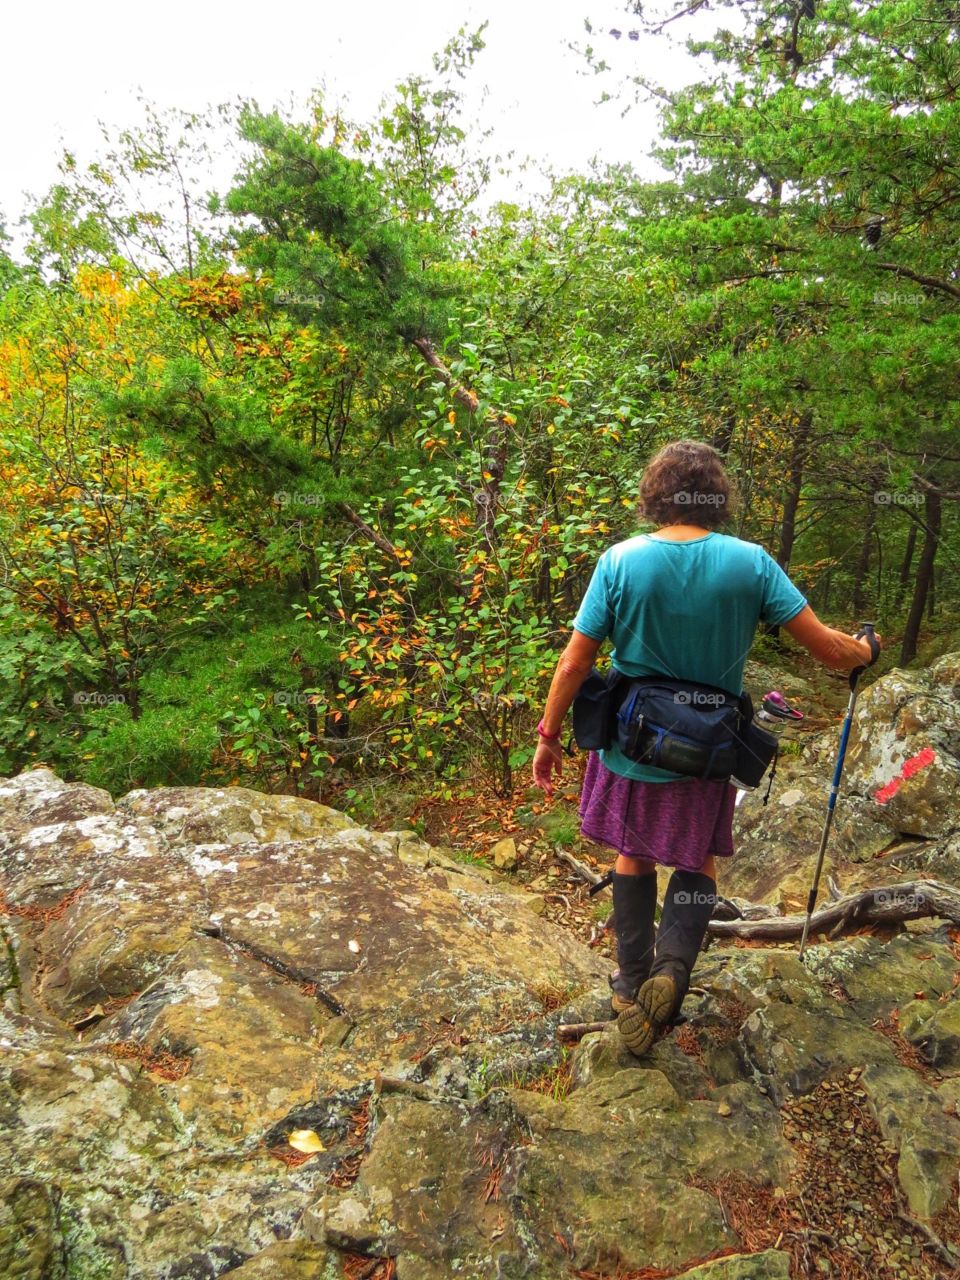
[532, 439, 880, 1057]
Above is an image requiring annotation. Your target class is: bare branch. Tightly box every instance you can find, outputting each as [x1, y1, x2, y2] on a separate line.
[874, 261, 960, 302]
[337, 501, 403, 562]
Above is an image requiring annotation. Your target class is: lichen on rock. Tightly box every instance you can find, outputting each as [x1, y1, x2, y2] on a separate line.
[3, 707, 960, 1278]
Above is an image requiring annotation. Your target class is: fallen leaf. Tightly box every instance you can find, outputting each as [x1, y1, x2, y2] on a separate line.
[288, 1128, 325, 1153]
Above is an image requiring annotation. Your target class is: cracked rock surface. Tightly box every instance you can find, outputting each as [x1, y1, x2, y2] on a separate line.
[2, 745, 960, 1278]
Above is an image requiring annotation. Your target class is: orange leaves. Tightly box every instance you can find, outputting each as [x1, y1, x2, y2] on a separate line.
[177, 273, 245, 321]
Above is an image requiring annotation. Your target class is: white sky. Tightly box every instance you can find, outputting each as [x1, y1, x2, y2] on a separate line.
[1, 0, 713, 254]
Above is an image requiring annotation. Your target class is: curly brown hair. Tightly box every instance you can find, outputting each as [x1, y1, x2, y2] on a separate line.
[638, 439, 734, 529]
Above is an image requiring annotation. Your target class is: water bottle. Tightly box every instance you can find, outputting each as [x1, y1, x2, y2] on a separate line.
[733, 690, 804, 804]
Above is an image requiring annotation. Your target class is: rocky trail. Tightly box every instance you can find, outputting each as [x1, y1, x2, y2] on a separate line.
[2, 655, 960, 1278]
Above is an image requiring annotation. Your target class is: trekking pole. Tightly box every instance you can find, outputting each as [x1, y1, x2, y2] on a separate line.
[798, 623, 880, 961]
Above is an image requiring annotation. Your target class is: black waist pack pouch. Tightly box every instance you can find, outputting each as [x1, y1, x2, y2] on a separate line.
[731, 691, 779, 788]
[615, 676, 742, 780]
[572, 667, 628, 751]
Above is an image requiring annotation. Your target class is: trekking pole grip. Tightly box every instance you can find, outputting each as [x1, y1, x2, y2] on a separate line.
[848, 621, 880, 690]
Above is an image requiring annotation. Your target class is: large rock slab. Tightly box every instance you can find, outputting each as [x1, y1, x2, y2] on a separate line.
[307, 1074, 791, 1278]
[225, 1240, 342, 1278]
[803, 929, 958, 1022]
[677, 1252, 792, 1279]
[860, 1061, 960, 1217]
[5, 763, 960, 1276]
[729, 653, 960, 904]
[844, 654, 960, 839]
[0, 1177, 65, 1280]
[0, 768, 606, 1278]
[0, 767, 114, 838]
[660, 937, 960, 1219]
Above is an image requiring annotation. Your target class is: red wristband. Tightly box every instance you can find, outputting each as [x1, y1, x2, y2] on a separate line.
[536, 719, 561, 741]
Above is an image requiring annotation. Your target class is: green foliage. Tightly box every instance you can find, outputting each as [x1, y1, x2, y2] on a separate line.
[0, 614, 100, 775]
[72, 611, 336, 795]
[1, 13, 958, 811]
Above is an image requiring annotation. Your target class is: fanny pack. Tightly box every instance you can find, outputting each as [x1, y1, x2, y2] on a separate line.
[571, 667, 628, 752]
[572, 668, 778, 787]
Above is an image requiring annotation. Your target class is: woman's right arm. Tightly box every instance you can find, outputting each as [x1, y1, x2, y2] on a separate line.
[783, 605, 880, 671]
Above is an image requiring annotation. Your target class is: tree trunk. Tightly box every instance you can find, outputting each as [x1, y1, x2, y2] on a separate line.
[899, 489, 941, 665]
[711, 413, 735, 456]
[324, 710, 350, 740]
[818, 567, 832, 613]
[897, 523, 917, 603]
[766, 412, 811, 639]
[776, 412, 812, 571]
[873, 526, 883, 603]
[852, 498, 877, 614]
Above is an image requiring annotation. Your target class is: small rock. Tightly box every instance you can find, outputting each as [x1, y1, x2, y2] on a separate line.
[491, 837, 518, 871]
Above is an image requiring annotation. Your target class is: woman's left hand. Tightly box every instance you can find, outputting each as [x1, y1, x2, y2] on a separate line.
[533, 738, 564, 795]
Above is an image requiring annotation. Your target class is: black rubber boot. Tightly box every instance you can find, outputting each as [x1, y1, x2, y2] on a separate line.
[608, 871, 658, 1014]
[617, 869, 716, 1056]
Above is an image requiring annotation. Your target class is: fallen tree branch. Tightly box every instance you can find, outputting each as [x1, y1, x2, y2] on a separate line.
[554, 849, 604, 887]
[706, 880, 960, 941]
[557, 1020, 613, 1042]
[722, 897, 781, 921]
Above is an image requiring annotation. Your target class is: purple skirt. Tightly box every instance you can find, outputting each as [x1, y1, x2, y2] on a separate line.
[578, 752, 736, 871]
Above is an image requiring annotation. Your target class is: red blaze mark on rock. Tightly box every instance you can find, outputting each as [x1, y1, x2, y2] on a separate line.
[873, 746, 937, 805]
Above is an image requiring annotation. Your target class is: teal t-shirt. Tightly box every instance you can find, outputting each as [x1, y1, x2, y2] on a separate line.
[572, 531, 808, 781]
